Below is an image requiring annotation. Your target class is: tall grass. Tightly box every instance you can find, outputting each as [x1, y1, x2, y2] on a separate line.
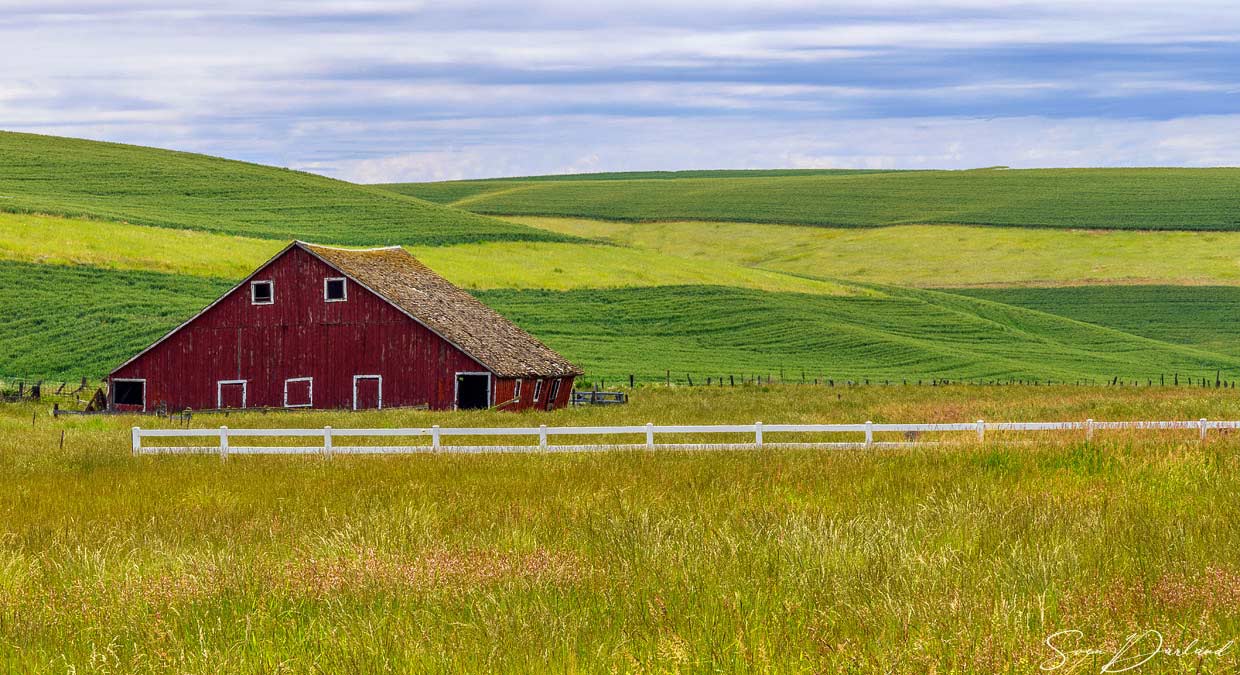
[4, 386, 1240, 672]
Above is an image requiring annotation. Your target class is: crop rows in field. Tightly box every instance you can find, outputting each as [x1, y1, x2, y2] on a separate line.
[477, 284, 1240, 383]
[382, 168, 1240, 231]
[9, 260, 1240, 382]
[0, 132, 574, 246]
[952, 285, 1240, 359]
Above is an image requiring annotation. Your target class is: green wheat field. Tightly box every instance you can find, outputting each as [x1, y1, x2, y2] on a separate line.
[7, 131, 1240, 672]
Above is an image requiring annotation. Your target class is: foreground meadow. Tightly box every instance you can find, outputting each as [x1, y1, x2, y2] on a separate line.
[5, 385, 1240, 673]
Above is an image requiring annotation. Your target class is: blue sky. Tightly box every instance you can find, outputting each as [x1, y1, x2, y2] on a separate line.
[3, 1, 1240, 181]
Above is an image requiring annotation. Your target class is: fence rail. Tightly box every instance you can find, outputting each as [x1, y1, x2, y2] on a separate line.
[132, 418, 1226, 458]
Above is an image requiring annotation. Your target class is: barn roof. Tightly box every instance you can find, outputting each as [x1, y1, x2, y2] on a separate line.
[298, 242, 583, 378]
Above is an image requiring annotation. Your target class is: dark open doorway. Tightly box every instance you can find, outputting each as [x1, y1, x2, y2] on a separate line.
[112, 379, 145, 410]
[456, 373, 490, 410]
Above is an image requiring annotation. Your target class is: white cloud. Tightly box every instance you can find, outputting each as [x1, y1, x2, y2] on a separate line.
[3, 0, 1240, 179]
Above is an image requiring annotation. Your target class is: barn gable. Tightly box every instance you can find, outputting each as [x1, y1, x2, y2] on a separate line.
[107, 240, 579, 413]
[111, 241, 581, 380]
[300, 242, 582, 378]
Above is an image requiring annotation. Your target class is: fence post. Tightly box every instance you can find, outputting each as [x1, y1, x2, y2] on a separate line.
[323, 426, 333, 459]
[1086, 418, 1094, 441]
[1200, 418, 1208, 442]
[432, 424, 441, 452]
[865, 421, 873, 448]
[131, 426, 140, 456]
[219, 425, 229, 462]
[646, 422, 654, 450]
[754, 422, 763, 448]
[976, 419, 985, 443]
[539, 424, 548, 450]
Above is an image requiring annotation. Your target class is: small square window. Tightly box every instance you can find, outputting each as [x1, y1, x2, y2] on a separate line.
[324, 277, 347, 302]
[251, 280, 274, 305]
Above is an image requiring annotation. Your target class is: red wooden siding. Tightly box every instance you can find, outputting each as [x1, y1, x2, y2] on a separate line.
[493, 376, 574, 411]
[109, 246, 576, 411]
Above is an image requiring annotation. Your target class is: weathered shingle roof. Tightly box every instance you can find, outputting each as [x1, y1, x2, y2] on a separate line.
[299, 241, 582, 378]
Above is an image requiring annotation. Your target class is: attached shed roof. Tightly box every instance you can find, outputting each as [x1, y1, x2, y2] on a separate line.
[299, 242, 582, 378]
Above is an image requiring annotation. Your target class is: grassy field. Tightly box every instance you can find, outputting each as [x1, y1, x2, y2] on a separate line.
[481, 284, 1240, 383]
[0, 131, 571, 246]
[6, 133, 1240, 390]
[0, 260, 230, 379]
[505, 216, 1240, 288]
[380, 168, 1240, 231]
[5, 385, 1240, 672]
[0, 211, 851, 296]
[10, 257, 1240, 382]
[954, 286, 1240, 359]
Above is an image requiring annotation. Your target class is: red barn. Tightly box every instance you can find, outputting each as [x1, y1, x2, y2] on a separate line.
[107, 241, 582, 412]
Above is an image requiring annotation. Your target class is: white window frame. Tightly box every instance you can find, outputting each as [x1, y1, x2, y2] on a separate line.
[513, 378, 522, 402]
[324, 277, 348, 303]
[283, 377, 313, 408]
[111, 378, 146, 411]
[250, 280, 274, 305]
[352, 374, 382, 410]
[533, 379, 544, 402]
[217, 379, 248, 409]
[547, 379, 562, 407]
[453, 372, 492, 410]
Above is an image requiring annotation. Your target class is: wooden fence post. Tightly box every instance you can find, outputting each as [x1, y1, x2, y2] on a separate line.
[646, 422, 654, 450]
[539, 424, 548, 450]
[131, 426, 140, 456]
[219, 426, 229, 462]
[1200, 418, 1208, 442]
[864, 421, 874, 448]
[324, 426, 333, 458]
[754, 422, 763, 448]
[432, 424, 440, 451]
[1085, 418, 1094, 441]
[976, 419, 985, 443]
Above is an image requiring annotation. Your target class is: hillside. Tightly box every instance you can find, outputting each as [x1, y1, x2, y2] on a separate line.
[496, 216, 1240, 288]
[0, 131, 572, 246]
[5, 132, 1240, 385]
[379, 168, 1240, 231]
[6, 257, 1239, 382]
[953, 286, 1240, 359]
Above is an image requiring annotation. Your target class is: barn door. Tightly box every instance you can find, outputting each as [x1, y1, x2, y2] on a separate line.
[455, 373, 490, 410]
[217, 380, 247, 409]
[353, 375, 382, 410]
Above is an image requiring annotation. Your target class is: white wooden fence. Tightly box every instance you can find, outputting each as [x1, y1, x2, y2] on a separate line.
[131, 418, 1230, 458]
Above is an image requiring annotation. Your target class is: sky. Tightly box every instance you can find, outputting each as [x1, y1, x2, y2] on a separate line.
[3, 1, 1240, 182]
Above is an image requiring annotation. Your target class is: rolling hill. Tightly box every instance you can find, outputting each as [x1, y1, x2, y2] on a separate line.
[379, 168, 1240, 231]
[5, 132, 1240, 385]
[7, 259, 1239, 382]
[0, 131, 572, 246]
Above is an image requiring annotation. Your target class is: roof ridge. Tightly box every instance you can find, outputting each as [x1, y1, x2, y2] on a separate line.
[296, 240, 405, 252]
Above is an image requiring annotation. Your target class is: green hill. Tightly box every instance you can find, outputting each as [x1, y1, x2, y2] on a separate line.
[379, 168, 1240, 231]
[6, 258, 1238, 382]
[0, 131, 573, 246]
[951, 286, 1240, 359]
[5, 132, 1240, 384]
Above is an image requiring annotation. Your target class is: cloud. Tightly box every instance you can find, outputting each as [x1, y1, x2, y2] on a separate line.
[2, 0, 1240, 180]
